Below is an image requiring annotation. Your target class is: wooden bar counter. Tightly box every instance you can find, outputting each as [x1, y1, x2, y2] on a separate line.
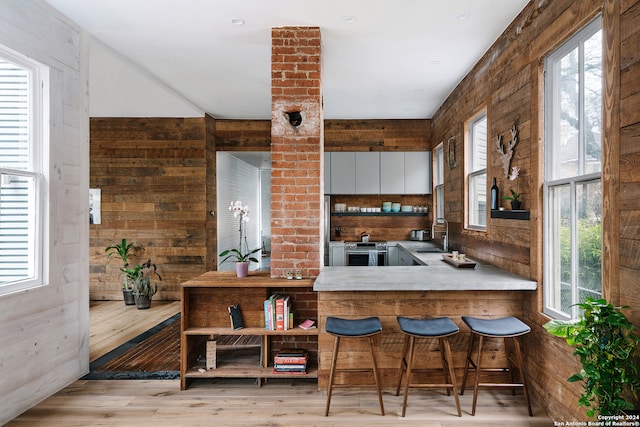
[314, 256, 537, 389]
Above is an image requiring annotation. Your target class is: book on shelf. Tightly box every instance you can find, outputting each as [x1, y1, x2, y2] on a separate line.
[275, 295, 290, 330]
[297, 319, 316, 330]
[272, 367, 307, 374]
[228, 304, 244, 330]
[274, 364, 307, 371]
[274, 349, 308, 366]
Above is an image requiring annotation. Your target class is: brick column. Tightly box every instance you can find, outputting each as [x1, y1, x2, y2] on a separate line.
[270, 27, 323, 279]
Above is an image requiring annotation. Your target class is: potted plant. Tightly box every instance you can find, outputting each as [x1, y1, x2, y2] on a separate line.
[105, 238, 142, 305]
[219, 200, 261, 277]
[124, 259, 161, 310]
[501, 166, 522, 210]
[543, 298, 640, 418]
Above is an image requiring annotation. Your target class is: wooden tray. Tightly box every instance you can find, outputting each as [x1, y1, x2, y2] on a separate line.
[441, 254, 476, 268]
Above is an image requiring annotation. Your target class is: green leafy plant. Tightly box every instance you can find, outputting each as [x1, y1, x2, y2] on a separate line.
[543, 298, 640, 417]
[501, 166, 521, 201]
[105, 238, 142, 289]
[219, 200, 261, 265]
[123, 259, 161, 298]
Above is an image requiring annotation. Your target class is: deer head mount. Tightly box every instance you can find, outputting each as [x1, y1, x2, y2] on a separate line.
[496, 125, 518, 178]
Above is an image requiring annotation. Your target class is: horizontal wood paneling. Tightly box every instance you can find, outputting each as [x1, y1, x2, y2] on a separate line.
[90, 117, 208, 301]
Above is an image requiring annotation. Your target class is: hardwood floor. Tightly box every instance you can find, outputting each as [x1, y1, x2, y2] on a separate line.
[7, 301, 553, 426]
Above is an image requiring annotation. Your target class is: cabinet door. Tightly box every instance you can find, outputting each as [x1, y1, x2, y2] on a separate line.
[330, 152, 355, 194]
[404, 151, 432, 194]
[397, 247, 412, 266]
[386, 245, 399, 266]
[380, 152, 404, 194]
[324, 152, 331, 194]
[355, 152, 380, 194]
[330, 245, 345, 266]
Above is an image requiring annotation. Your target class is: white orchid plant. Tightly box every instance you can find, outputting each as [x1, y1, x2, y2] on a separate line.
[219, 200, 261, 264]
[502, 166, 521, 202]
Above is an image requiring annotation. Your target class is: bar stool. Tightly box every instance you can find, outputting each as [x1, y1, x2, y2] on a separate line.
[395, 316, 461, 417]
[460, 316, 533, 416]
[324, 316, 384, 416]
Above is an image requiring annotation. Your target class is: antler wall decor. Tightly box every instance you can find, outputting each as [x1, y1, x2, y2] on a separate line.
[496, 125, 518, 178]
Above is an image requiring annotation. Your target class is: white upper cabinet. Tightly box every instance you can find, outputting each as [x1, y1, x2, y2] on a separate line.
[404, 151, 432, 194]
[329, 152, 356, 194]
[355, 152, 380, 194]
[380, 152, 405, 194]
[326, 151, 431, 195]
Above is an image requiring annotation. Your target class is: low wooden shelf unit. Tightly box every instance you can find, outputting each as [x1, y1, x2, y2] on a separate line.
[180, 271, 318, 390]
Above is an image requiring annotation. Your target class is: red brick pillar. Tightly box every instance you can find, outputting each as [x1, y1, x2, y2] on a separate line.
[270, 27, 323, 279]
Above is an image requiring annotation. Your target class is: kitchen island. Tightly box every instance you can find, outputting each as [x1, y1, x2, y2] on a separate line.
[314, 249, 537, 388]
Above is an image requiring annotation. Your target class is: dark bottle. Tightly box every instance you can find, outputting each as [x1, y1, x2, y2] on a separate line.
[490, 177, 499, 210]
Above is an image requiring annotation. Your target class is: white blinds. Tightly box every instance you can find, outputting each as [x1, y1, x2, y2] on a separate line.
[216, 152, 261, 271]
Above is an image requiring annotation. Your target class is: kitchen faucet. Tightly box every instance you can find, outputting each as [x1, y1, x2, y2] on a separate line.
[432, 218, 449, 252]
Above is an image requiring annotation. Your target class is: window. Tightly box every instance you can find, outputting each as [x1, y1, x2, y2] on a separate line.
[544, 17, 602, 320]
[466, 111, 487, 229]
[434, 144, 444, 220]
[0, 46, 48, 295]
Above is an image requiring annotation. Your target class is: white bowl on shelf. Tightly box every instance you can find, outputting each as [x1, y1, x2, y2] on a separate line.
[401, 205, 413, 212]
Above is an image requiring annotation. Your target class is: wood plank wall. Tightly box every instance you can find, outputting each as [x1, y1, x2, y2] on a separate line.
[90, 118, 431, 299]
[90, 118, 209, 301]
[430, 0, 640, 421]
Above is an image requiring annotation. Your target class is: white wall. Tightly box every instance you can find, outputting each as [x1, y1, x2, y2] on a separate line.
[216, 152, 261, 271]
[89, 37, 204, 118]
[0, 0, 90, 423]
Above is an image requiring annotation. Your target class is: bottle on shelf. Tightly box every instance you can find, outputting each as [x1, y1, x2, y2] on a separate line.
[490, 177, 499, 210]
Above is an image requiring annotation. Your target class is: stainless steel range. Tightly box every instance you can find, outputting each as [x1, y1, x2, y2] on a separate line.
[344, 241, 387, 266]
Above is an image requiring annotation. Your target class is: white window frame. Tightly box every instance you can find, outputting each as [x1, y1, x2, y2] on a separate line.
[434, 143, 444, 220]
[0, 45, 48, 296]
[466, 111, 487, 230]
[543, 16, 602, 320]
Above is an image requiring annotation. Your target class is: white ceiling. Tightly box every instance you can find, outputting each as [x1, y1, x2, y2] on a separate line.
[46, 0, 529, 120]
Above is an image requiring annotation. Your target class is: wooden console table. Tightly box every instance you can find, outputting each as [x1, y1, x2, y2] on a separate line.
[180, 271, 318, 390]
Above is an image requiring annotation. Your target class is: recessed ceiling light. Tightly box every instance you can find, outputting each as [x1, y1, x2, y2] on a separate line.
[455, 12, 470, 21]
[341, 16, 357, 24]
[231, 18, 245, 26]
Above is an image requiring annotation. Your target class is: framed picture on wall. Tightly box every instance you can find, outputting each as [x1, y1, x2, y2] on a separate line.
[89, 188, 101, 225]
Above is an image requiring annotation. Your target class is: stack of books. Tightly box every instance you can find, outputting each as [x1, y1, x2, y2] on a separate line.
[264, 294, 292, 330]
[273, 349, 308, 374]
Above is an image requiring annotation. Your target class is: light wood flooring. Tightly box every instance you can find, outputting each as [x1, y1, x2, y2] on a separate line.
[7, 301, 553, 426]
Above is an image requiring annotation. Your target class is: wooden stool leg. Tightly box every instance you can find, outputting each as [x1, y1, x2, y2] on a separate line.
[504, 337, 516, 395]
[400, 336, 415, 417]
[324, 336, 340, 416]
[368, 336, 385, 416]
[438, 337, 451, 396]
[471, 335, 484, 416]
[460, 332, 475, 395]
[443, 337, 462, 417]
[395, 335, 410, 396]
[513, 337, 533, 416]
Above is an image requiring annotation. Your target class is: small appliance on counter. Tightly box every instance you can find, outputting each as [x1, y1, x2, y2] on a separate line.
[410, 229, 431, 241]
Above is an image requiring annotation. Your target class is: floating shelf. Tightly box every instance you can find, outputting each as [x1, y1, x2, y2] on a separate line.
[490, 209, 530, 220]
[331, 212, 428, 217]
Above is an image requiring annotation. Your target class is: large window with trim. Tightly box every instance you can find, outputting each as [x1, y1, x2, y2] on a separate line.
[544, 16, 602, 320]
[466, 111, 487, 229]
[0, 45, 48, 295]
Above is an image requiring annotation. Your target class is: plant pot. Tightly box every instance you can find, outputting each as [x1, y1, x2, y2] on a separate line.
[134, 294, 152, 310]
[122, 289, 135, 305]
[236, 261, 249, 278]
[511, 200, 522, 210]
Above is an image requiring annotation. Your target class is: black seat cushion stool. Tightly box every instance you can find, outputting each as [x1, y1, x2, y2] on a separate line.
[324, 316, 384, 417]
[395, 316, 462, 417]
[460, 316, 533, 417]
